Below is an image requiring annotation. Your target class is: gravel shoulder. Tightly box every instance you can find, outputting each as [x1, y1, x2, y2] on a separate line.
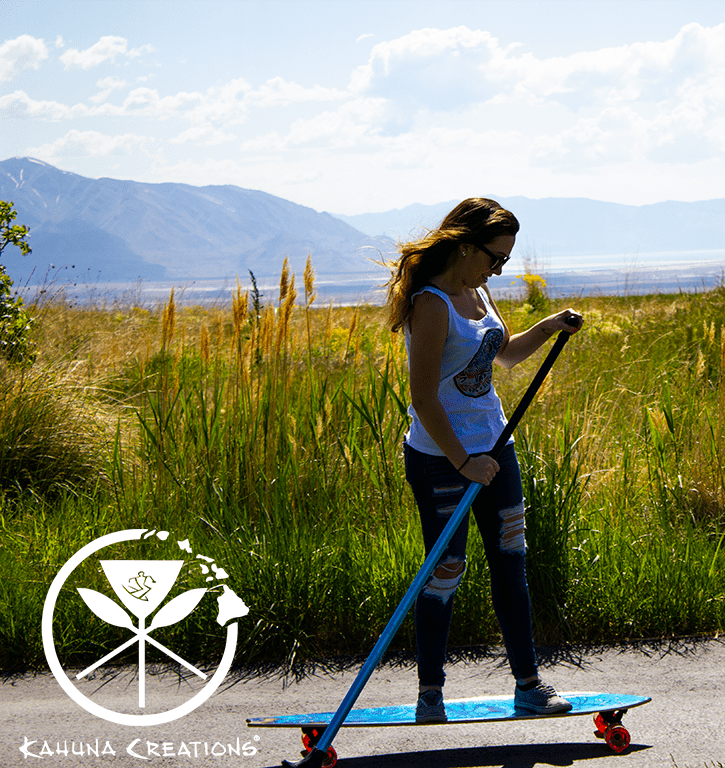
[2, 638, 724, 768]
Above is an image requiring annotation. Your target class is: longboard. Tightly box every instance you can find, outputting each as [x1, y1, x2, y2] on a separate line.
[248, 691, 650, 764]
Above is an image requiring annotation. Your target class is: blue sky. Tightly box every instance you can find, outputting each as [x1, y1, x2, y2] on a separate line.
[2, 0, 724, 214]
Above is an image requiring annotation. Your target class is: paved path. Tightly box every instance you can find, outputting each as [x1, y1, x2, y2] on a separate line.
[2, 639, 723, 767]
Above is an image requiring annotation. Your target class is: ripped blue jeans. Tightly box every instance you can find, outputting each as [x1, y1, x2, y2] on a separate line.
[404, 441, 538, 688]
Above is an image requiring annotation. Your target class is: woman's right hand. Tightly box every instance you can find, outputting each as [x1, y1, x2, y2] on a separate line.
[460, 454, 500, 486]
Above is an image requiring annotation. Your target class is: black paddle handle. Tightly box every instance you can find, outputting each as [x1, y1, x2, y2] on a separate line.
[488, 316, 580, 459]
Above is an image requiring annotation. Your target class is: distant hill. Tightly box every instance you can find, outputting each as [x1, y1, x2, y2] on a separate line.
[0, 158, 390, 283]
[3, 157, 722, 296]
[332, 196, 725, 257]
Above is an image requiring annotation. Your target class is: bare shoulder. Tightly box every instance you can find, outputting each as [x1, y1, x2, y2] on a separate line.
[408, 290, 449, 379]
[409, 288, 449, 335]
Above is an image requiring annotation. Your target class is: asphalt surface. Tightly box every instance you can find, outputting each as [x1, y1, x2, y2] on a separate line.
[2, 638, 724, 768]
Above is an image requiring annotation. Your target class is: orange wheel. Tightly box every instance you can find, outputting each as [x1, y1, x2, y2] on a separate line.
[605, 725, 631, 753]
[300, 730, 337, 766]
[593, 713, 607, 733]
[321, 746, 338, 767]
[301, 728, 323, 750]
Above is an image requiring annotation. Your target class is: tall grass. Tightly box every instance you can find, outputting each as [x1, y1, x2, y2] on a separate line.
[1, 270, 724, 673]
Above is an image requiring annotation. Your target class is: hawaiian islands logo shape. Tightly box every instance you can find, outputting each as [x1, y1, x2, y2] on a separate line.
[176, 537, 249, 626]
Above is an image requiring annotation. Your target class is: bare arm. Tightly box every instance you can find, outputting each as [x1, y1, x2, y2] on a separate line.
[496, 310, 582, 368]
[480, 286, 583, 369]
[408, 291, 500, 485]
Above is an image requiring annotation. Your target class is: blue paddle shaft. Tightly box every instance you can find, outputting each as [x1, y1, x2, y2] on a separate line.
[284, 326, 575, 766]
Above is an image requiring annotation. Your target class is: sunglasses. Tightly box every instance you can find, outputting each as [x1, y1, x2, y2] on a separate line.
[477, 243, 511, 271]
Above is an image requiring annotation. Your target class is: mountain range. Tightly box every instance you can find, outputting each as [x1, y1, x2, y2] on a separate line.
[1, 157, 723, 290]
[333, 196, 725, 258]
[0, 157, 390, 284]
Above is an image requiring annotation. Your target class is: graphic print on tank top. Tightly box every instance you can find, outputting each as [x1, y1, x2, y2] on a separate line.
[453, 328, 504, 397]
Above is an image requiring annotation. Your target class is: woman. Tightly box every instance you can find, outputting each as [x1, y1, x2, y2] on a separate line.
[386, 198, 582, 723]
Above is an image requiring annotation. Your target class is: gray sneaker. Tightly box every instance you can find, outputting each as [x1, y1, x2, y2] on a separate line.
[415, 689, 447, 723]
[514, 680, 573, 714]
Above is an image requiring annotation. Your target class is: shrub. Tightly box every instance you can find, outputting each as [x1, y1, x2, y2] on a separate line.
[0, 201, 36, 368]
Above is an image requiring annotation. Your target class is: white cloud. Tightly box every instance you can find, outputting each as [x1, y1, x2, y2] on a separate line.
[352, 27, 506, 113]
[2, 73, 339, 127]
[59, 36, 156, 70]
[119, 86, 203, 118]
[242, 96, 387, 151]
[349, 23, 725, 117]
[182, 78, 252, 125]
[26, 129, 151, 160]
[126, 43, 156, 60]
[0, 90, 79, 120]
[333, 21, 725, 173]
[0, 35, 49, 82]
[73, 76, 344, 129]
[88, 76, 128, 104]
[530, 109, 645, 170]
[530, 99, 723, 172]
[498, 22, 725, 111]
[244, 77, 345, 107]
[169, 125, 236, 146]
[60, 36, 128, 70]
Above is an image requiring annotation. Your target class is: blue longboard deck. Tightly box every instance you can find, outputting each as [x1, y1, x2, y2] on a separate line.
[247, 692, 650, 729]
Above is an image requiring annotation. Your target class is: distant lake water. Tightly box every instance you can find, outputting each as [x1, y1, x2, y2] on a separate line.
[24, 249, 724, 307]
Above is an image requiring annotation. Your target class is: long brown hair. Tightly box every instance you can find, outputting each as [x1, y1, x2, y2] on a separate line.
[385, 198, 519, 332]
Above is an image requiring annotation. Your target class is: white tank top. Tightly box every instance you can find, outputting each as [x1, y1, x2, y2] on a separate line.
[404, 285, 511, 456]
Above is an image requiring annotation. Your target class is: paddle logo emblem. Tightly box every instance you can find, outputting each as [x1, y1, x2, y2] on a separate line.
[42, 529, 249, 725]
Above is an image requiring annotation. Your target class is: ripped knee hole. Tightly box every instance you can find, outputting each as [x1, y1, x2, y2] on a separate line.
[422, 557, 466, 604]
[433, 559, 465, 579]
[499, 501, 526, 553]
